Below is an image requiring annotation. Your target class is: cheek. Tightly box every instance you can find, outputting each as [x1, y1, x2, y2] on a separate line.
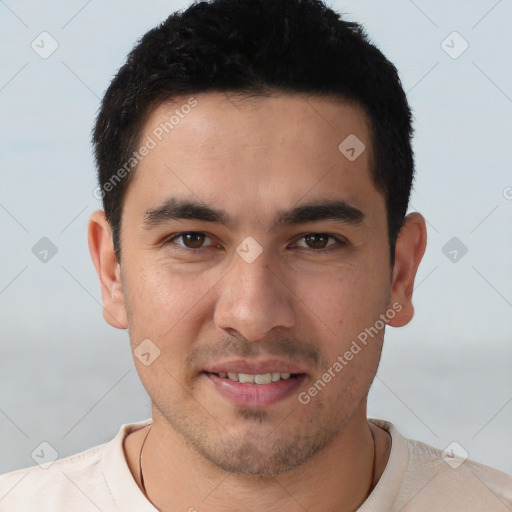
[123, 264, 215, 394]
[295, 261, 389, 354]
[123, 261, 218, 343]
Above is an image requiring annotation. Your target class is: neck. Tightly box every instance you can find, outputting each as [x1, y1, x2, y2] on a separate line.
[125, 406, 391, 512]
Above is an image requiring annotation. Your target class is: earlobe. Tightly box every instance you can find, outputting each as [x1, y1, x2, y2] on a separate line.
[87, 210, 128, 329]
[387, 212, 427, 328]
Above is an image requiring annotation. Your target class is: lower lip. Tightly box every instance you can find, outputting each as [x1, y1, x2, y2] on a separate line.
[204, 373, 306, 408]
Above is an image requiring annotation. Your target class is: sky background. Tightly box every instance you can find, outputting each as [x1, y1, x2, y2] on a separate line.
[1, 0, 511, 475]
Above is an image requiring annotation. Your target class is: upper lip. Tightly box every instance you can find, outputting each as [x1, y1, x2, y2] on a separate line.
[203, 359, 306, 375]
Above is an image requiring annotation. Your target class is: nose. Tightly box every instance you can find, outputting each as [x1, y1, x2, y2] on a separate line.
[213, 250, 296, 342]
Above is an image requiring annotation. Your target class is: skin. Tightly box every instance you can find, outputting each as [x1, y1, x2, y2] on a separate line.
[88, 92, 427, 511]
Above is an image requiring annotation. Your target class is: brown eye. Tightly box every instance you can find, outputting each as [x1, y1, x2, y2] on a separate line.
[293, 233, 344, 252]
[173, 232, 213, 249]
[304, 234, 331, 249]
[183, 233, 205, 248]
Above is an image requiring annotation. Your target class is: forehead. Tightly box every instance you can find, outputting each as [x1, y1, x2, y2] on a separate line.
[124, 92, 383, 227]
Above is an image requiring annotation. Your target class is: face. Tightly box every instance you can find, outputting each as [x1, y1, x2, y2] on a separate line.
[90, 92, 421, 476]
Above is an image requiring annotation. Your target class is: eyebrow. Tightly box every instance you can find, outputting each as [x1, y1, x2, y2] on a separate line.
[143, 198, 366, 230]
[274, 200, 365, 228]
[143, 198, 233, 229]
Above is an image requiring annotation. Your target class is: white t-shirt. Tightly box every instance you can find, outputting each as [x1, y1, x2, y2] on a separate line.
[1, 418, 510, 511]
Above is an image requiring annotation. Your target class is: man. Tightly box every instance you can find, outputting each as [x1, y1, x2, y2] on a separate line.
[1, 0, 510, 510]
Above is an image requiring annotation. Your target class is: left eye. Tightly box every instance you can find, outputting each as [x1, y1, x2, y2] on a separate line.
[294, 234, 340, 250]
[170, 232, 214, 249]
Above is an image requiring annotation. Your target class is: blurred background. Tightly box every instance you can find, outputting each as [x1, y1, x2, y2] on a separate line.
[1, 0, 511, 474]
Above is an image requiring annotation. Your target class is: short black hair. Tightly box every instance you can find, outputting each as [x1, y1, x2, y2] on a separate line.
[92, 0, 414, 266]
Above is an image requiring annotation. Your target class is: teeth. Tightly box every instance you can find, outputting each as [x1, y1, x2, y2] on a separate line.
[254, 373, 272, 384]
[217, 372, 294, 384]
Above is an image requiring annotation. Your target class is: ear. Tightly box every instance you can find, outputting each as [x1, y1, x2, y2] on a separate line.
[87, 210, 128, 329]
[387, 212, 427, 327]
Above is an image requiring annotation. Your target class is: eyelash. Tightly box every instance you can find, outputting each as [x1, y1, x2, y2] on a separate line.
[163, 232, 348, 254]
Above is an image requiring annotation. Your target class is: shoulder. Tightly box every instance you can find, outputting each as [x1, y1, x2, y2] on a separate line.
[403, 436, 512, 510]
[0, 441, 109, 511]
[0, 419, 151, 512]
[372, 420, 512, 511]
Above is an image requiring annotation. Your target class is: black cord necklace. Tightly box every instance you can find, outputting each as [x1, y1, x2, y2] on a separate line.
[139, 426, 161, 511]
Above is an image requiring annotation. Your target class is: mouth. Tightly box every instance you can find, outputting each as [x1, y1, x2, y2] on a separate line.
[202, 365, 307, 408]
[205, 371, 300, 384]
